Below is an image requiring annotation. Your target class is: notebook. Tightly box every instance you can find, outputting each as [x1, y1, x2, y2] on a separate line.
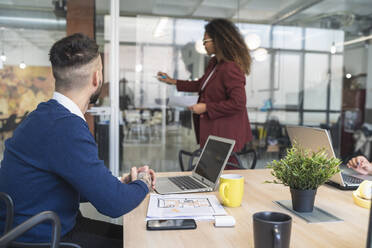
[286, 125, 365, 190]
[155, 135, 235, 194]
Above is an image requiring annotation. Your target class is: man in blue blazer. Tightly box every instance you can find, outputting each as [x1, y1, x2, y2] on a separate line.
[0, 33, 155, 247]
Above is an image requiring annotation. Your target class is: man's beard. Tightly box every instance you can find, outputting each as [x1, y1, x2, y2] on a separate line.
[89, 79, 103, 104]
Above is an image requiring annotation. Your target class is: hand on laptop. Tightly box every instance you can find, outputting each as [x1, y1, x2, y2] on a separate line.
[121, 166, 156, 190]
[347, 156, 372, 175]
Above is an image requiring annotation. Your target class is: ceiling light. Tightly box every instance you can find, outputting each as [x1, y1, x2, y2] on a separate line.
[346, 73, 352, 79]
[19, 61, 26, 69]
[0, 52, 6, 62]
[135, 64, 142, 72]
[245, 34, 261, 50]
[253, 48, 268, 62]
[195, 40, 207, 54]
[330, 43, 336, 54]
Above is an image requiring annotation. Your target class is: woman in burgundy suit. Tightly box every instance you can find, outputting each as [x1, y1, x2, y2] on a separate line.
[158, 19, 252, 168]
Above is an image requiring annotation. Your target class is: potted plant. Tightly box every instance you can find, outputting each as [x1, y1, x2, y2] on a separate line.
[266, 143, 341, 212]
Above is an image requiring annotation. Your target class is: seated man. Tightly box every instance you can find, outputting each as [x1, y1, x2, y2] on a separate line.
[347, 156, 372, 175]
[0, 33, 155, 248]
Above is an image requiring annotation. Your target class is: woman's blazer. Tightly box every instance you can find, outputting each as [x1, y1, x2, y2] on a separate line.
[176, 57, 252, 152]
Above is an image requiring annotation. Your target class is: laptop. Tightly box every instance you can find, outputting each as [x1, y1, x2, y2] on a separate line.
[286, 125, 366, 190]
[155, 135, 235, 194]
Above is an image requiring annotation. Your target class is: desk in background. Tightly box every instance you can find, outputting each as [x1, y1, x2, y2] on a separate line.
[124, 169, 368, 248]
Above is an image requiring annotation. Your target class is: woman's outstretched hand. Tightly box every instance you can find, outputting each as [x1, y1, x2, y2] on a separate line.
[157, 72, 177, 85]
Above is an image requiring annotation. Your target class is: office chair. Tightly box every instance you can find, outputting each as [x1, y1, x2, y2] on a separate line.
[17, 112, 29, 126]
[0, 192, 81, 248]
[262, 118, 290, 159]
[179, 147, 257, 171]
[0, 114, 18, 142]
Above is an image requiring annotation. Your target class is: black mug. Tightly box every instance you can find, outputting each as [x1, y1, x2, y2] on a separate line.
[253, 211, 292, 248]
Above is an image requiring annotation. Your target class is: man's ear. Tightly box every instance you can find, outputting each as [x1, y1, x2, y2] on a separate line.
[92, 70, 99, 87]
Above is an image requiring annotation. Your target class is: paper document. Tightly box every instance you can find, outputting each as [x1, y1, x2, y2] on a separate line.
[168, 96, 198, 108]
[146, 193, 227, 220]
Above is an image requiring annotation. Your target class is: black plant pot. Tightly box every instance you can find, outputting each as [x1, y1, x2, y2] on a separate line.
[290, 188, 317, 212]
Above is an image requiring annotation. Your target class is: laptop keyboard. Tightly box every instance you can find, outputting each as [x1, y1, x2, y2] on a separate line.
[342, 174, 363, 185]
[169, 176, 206, 190]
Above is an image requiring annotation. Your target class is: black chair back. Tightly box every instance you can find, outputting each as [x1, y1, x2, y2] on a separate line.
[0, 114, 17, 132]
[0, 211, 61, 248]
[235, 148, 257, 170]
[17, 112, 29, 126]
[0, 192, 81, 248]
[179, 148, 257, 171]
[0, 192, 14, 235]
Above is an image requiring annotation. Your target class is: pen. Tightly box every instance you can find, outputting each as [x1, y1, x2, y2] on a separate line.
[154, 75, 167, 79]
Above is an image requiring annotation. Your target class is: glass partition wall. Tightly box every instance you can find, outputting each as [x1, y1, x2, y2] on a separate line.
[113, 15, 344, 172]
[109, 16, 208, 172]
[0, 0, 115, 171]
[2, 0, 367, 174]
[0, 3, 66, 161]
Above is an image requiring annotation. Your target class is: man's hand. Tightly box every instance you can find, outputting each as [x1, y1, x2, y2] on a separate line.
[347, 156, 372, 175]
[188, 103, 207, 115]
[121, 166, 138, 183]
[137, 165, 156, 190]
[121, 165, 156, 190]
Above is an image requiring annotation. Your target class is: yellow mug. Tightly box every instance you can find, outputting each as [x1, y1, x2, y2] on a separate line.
[219, 174, 244, 207]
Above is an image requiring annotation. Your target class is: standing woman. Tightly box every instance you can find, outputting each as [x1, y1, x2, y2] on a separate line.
[158, 18, 252, 167]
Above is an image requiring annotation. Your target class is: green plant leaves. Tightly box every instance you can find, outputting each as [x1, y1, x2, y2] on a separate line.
[266, 142, 341, 190]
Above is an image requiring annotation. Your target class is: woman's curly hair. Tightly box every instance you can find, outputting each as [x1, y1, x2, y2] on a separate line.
[205, 19, 251, 75]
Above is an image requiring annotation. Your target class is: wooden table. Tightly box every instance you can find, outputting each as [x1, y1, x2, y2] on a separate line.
[123, 169, 369, 248]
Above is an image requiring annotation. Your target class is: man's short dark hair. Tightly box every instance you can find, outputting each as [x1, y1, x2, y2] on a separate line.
[49, 33, 99, 91]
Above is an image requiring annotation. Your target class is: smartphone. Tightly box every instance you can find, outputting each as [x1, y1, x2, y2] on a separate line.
[146, 219, 197, 231]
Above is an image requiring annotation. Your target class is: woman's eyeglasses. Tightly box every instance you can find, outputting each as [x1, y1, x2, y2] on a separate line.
[202, 39, 213, 45]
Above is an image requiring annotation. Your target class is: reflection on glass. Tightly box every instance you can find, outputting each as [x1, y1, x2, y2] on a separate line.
[331, 55, 343, 111]
[270, 111, 299, 125]
[253, 48, 268, 62]
[304, 53, 329, 109]
[175, 19, 206, 45]
[239, 23, 271, 48]
[104, 14, 345, 152]
[330, 113, 341, 124]
[273, 25, 302, 50]
[305, 28, 344, 52]
[303, 113, 326, 126]
[273, 52, 300, 108]
[245, 33, 261, 50]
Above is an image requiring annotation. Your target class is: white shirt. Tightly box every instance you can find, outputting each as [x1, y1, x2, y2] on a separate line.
[52, 92, 86, 121]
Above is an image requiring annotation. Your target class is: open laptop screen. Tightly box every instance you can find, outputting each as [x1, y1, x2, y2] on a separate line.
[194, 139, 232, 183]
[286, 126, 336, 158]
